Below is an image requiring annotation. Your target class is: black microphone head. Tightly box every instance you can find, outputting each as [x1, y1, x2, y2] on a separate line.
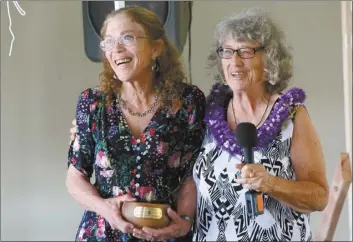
[235, 122, 257, 148]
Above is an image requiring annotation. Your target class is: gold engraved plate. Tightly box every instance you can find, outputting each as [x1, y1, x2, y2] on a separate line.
[133, 206, 163, 219]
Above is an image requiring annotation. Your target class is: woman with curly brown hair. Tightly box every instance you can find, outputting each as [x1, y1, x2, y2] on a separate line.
[66, 6, 205, 242]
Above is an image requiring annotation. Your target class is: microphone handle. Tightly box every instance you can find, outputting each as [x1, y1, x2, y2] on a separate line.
[243, 147, 264, 217]
[245, 190, 264, 217]
[243, 148, 254, 164]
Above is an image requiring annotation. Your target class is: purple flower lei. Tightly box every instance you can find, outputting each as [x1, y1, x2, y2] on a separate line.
[204, 83, 306, 156]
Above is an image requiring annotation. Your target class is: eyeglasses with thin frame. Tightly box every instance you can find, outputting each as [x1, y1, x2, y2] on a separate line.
[99, 33, 148, 51]
[216, 46, 264, 59]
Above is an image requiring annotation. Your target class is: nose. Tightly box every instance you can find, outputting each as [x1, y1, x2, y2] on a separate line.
[230, 52, 243, 66]
[112, 39, 125, 52]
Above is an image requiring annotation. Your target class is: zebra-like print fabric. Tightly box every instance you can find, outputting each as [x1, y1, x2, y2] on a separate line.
[192, 117, 312, 241]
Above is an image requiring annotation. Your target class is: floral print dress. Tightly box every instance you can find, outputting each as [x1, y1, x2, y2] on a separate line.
[67, 84, 206, 242]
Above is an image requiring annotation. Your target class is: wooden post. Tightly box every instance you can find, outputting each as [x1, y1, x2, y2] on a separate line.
[341, 1, 352, 239]
[314, 153, 352, 241]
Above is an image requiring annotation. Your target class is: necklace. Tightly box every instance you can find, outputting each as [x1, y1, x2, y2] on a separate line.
[231, 95, 270, 128]
[116, 94, 159, 118]
[204, 83, 306, 156]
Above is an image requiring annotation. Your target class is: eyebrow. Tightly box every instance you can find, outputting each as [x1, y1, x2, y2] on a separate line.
[120, 30, 135, 35]
[105, 30, 136, 38]
[222, 44, 233, 48]
[222, 45, 259, 49]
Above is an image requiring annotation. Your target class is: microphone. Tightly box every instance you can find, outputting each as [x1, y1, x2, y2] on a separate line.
[235, 122, 264, 218]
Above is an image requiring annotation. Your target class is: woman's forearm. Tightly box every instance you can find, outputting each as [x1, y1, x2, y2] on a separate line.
[267, 176, 328, 213]
[176, 176, 197, 217]
[66, 166, 108, 216]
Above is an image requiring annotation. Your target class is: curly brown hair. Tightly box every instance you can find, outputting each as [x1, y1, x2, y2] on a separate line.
[99, 6, 187, 109]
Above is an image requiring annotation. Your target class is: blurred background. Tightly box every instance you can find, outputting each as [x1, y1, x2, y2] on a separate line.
[1, 1, 352, 241]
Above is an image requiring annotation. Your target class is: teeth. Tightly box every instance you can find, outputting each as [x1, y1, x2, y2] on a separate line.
[115, 58, 132, 65]
[231, 72, 246, 76]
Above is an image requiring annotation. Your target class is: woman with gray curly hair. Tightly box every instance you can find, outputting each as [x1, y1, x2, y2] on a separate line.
[192, 8, 328, 241]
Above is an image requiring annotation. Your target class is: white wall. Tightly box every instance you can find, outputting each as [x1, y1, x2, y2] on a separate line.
[1, 1, 100, 240]
[1, 1, 349, 241]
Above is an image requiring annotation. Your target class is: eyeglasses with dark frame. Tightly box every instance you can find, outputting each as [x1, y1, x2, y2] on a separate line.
[99, 34, 148, 51]
[216, 46, 265, 59]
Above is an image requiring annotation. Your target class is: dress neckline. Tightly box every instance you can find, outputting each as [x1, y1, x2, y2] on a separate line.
[204, 83, 306, 156]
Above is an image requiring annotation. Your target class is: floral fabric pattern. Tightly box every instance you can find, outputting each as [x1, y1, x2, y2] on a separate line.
[68, 84, 206, 242]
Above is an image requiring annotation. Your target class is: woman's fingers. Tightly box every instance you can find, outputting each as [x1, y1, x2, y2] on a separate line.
[69, 123, 77, 143]
[115, 216, 134, 233]
[132, 228, 152, 241]
[70, 126, 76, 135]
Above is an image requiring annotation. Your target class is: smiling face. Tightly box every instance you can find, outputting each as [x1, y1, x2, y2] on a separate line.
[220, 37, 265, 92]
[103, 13, 161, 83]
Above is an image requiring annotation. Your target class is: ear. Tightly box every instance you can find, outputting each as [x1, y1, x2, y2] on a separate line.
[151, 39, 163, 59]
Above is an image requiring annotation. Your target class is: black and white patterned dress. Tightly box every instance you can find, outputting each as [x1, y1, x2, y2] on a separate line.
[192, 85, 312, 241]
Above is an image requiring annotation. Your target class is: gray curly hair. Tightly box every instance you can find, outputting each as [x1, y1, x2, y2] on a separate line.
[206, 8, 293, 94]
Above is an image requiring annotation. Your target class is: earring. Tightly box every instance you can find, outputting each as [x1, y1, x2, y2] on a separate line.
[222, 78, 228, 86]
[268, 80, 276, 85]
[152, 59, 159, 72]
